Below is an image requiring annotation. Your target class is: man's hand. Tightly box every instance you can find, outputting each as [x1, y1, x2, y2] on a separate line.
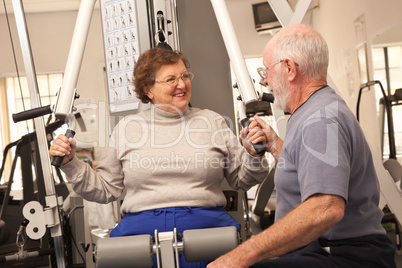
[240, 118, 267, 157]
[253, 115, 283, 161]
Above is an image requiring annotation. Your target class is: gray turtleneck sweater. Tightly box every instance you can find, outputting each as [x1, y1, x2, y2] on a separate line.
[61, 106, 269, 215]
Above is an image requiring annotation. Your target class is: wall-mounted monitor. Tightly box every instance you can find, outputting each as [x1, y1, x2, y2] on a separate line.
[252, 2, 281, 35]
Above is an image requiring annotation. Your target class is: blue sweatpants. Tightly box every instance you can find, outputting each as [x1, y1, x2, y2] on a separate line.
[110, 207, 240, 268]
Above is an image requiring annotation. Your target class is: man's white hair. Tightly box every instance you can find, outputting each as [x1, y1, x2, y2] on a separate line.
[273, 28, 329, 81]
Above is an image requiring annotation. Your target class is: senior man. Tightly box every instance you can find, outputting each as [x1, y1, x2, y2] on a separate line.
[208, 24, 396, 268]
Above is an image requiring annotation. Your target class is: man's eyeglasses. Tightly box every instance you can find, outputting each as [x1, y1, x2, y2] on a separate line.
[155, 72, 194, 86]
[257, 60, 299, 79]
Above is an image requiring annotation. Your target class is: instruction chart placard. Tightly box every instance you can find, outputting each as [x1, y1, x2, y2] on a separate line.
[100, 0, 140, 113]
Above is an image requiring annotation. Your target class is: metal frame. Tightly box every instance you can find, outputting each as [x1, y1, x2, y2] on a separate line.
[11, 0, 98, 266]
[53, 0, 97, 120]
[11, 0, 66, 267]
[152, 0, 178, 49]
[210, 0, 259, 110]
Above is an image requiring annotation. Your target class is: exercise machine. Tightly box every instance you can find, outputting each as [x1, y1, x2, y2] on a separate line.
[3, 1, 253, 267]
[357, 80, 402, 250]
[95, 226, 238, 268]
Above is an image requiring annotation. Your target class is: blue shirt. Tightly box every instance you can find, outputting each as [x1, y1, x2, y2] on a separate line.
[275, 86, 385, 240]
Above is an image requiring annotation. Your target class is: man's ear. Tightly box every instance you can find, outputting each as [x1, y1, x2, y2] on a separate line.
[283, 59, 297, 82]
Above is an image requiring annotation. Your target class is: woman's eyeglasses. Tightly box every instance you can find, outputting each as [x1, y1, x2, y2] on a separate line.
[155, 72, 194, 86]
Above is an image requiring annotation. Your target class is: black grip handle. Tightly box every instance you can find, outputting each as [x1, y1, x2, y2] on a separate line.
[51, 129, 76, 168]
[240, 118, 266, 156]
[12, 105, 52, 123]
[261, 93, 275, 103]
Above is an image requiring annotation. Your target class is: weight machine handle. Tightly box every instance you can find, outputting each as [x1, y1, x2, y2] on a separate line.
[240, 118, 266, 156]
[12, 105, 52, 123]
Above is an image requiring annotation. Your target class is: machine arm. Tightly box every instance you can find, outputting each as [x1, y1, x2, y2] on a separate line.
[210, 0, 259, 109]
[211, 0, 266, 155]
[53, 0, 97, 121]
[10, 0, 97, 266]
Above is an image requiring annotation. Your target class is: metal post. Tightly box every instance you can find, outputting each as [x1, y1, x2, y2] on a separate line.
[169, 0, 180, 50]
[210, 0, 259, 109]
[11, 0, 65, 267]
[53, 0, 97, 121]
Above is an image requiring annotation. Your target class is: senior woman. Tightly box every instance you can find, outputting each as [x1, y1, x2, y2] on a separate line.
[49, 48, 268, 267]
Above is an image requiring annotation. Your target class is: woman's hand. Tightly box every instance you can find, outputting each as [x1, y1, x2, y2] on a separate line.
[49, 134, 76, 166]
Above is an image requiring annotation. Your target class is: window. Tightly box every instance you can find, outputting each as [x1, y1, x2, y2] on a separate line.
[1, 73, 64, 194]
[7, 74, 63, 137]
[372, 46, 402, 159]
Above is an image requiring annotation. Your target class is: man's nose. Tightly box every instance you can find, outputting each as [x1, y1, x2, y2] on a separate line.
[263, 77, 269, 87]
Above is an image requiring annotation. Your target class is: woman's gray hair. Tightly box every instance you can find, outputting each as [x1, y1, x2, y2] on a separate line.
[273, 29, 329, 81]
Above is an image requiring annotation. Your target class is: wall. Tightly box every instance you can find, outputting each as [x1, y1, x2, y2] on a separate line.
[372, 23, 402, 46]
[226, 0, 273, 58]
[177, 0, 236, 126]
